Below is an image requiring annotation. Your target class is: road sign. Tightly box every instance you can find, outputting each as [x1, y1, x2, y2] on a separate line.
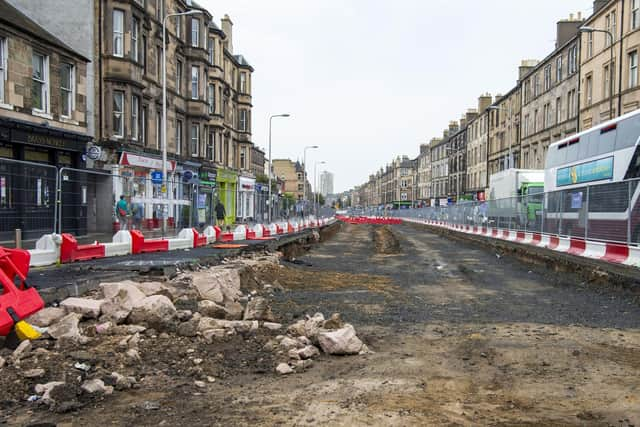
[151, 171, 163, 184]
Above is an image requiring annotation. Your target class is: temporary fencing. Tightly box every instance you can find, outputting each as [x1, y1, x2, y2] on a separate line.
[387, 178, 640, 247]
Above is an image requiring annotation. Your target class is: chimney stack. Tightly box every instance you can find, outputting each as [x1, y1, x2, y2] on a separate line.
[518, 59, 539, 82]
[593, 0, 609, 14]
[478, 93, 493, 113]
[556, 13, 583, 49]
[221, 14, 234, 53]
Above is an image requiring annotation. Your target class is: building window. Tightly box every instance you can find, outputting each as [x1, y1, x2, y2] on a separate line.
[142, 105, 147, 145]
[568, 45, 578, 74]
[240, 72, 247, 93]
[156, 110, 162, 149]
[176, 60, 182, 95]
[567, 89, 576, 119]
[191, 66, 199, 99]
[156, 47, 162, 80]
[142, 35, 147, 73]
[207, 84, 215, 114]
[555, 96, 562, 124]
[586, 74, 593, 106]
[612, 11, 617, 42]
[633, 0, 640, 30]
[544, 65, 551, 91]
[131, 17, 140, 63]
[207, 130, 215, 161]
[533, 74, 540, 97]
[604, 61, 615, 97]
[191, 18, 199, 48]
[239, 109, 247, 131]
[631, 51, 639, 88]
[32, 53, 49, 113]
[190, 124, 199, 156]
[113, 90, 124, 137]
[175, 15, 182, 39]
[131, 95, 139, 140]
[556, 56, 562, 83]
[587, 32, 593, 59]
[207, 38, 214, 64]
[176, 119, 182, 155]
[0, 38, 5, 104]
[113, 9, 124, 57]
[60, 63, 74, 118]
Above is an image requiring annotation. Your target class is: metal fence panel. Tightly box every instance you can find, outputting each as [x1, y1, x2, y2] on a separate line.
[0, 158, 57, 248]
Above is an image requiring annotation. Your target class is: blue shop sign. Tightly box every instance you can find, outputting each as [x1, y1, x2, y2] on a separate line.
[556, 157, 613, 187]
[151, 171, 163, 184]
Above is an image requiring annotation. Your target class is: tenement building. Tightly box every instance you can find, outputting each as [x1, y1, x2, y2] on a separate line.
[580, 0, 640, 129]
[520, 16, 582, 170]
[95, 0, 254, 227]
[466, 94, 491, 200]
[0, 1, 91, 240]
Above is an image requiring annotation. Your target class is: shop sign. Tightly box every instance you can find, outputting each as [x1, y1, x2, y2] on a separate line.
[151, 171, 163, 184]
[87, 145, 102, 160]
[197, 194, 207, 209]
[120, 152, 176, 172]
[12, 129, 86, 152]
[217, 168, 237, 182]
[199, 170, 217, 181]
[183, 170, 194, 181]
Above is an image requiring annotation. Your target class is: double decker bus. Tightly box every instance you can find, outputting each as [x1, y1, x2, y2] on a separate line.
[544, 109, 640, 244]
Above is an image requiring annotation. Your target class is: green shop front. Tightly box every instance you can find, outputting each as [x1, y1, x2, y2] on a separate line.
[216, 168, 237, 225]
[197, 167, 217, 226]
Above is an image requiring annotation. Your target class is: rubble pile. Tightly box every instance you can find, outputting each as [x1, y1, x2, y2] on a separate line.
[0, 252, 368, 416]
[266, 312, 369, 375]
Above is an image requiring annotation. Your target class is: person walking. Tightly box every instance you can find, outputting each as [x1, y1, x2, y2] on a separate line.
[132, 201, 144, 230]
[116, 195, 130, 231]
[215, 200, 226, 227]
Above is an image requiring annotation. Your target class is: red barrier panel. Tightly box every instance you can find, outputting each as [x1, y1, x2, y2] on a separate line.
[193, 228, 208, 248]
[60, 234, 106, 263]
[547, 236, 560, 250]
[246, 227, 257, 240]
[531, 233, 542, 245]
[482, 227, 488, 235]
[0, 248, 44, 336]
[567, 239, 586, 256]
[602, 243, 629, 264]
[130, 230, 169, 254]
[491, 229, 498, 237]
[220, 232, 235, 242]
[502, 230, 510, 239]
[516, 231, 526, 242]
[261, 225, 270, 237]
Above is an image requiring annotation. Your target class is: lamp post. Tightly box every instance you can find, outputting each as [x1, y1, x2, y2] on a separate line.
[163, 9, 203, 235]
[302, 145, 318, 210]
[267, 114, 290, 223]
[314, 161, 326, 216]
[580, 26, 615, 121]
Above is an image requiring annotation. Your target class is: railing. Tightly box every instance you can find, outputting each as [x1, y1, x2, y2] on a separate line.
[385, 178, 640, 246]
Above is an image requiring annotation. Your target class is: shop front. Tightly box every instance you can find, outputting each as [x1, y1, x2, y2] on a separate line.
[197, 167, 217, 227]
[116, 151, 182, 230]
[216, 168, 237, 225]
[237, 176, 256, 222]
[0, 118, 90, 241]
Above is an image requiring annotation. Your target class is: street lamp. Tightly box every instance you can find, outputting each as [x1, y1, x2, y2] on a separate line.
[314, 161, 326, 216]
[580, 26, 615, 120]
[302, 145, 318, 208]
[163, 9, 203, 235]
[267, 113, 290, 223]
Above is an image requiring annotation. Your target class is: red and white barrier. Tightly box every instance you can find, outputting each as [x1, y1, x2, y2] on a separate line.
[106, 230, 132, 257]
[30, 234, 61, 267]
[404, 218, 640, 270]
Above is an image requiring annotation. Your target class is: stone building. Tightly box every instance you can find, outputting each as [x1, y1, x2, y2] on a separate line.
[431, 123, 456, 204]
[488, 85, 523, 177]
[449, 110, 477, 201]
[580, 0, 640, 129]
[0, 1, 91, 240]
[272, 159, 310, 201]
[466, 95, 492, 200]
[416, 139, 437, 204]
[520, 15, 582, 170]
[93, 0, 255, 226]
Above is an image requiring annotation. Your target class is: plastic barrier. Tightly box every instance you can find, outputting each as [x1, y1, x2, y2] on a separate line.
[0, 248, 44, 336]
[261, 224, 271, 237]
[29, 234, 61, 267]
[203, 226, 219, 244]
[567, 239, 586, 256]
[169, 231, 193, 251]
[105, 231, 132, 257]
[130, 230, 169, 254]
[603, 243, 630, 264]
[251, 224, 263, 239]
[60, 234, 106, 263]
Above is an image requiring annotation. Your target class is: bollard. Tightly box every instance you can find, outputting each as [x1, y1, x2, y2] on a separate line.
[15, 229, 22, 249]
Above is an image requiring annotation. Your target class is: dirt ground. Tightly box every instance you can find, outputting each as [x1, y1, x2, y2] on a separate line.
[3, 222, 640, 426]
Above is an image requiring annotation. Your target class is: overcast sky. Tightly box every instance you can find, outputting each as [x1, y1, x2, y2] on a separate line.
[201, 0, 593, 193]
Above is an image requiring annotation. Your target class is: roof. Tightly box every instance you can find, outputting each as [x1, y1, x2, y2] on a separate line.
[0, 2, 89, 62]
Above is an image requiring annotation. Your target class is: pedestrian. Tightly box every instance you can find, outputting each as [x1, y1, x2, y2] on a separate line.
[115, 195, 129, 231]
[215, 200, 226, 227]
[132, 201, 144, 230]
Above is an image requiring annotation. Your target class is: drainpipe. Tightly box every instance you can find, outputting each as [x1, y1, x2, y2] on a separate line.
[576, 36, 582, 133]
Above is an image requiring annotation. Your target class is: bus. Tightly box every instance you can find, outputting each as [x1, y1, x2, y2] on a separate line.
[544, 109, 640, 244]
